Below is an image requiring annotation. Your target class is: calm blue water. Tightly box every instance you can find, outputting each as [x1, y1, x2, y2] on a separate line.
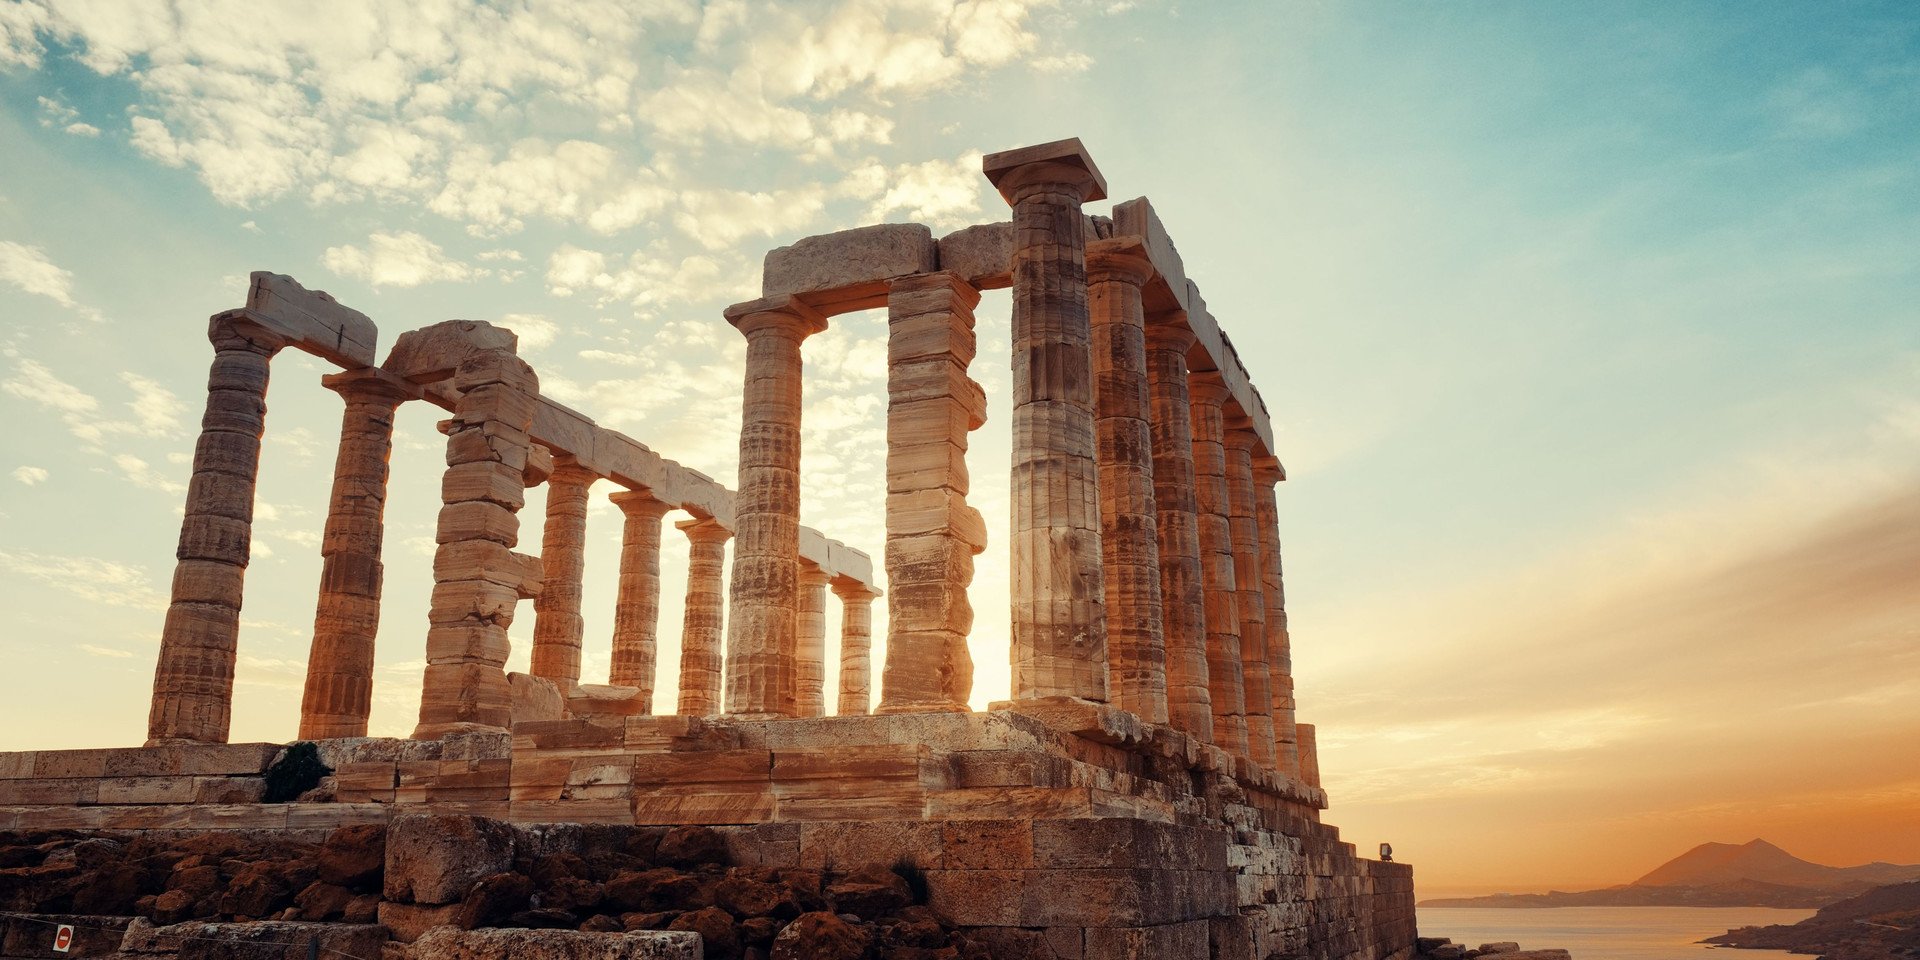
[1418, 906, 1816, 960]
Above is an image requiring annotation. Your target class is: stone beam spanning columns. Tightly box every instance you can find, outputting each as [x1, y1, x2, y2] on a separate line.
[879, 271, 983, 714]
[832, 577, 878, 715]
[298, 369, 411, 740]
[609, 489, 673, 710]
[723, 296, 827, 718]
[984, 137, 1112, 704]
[675, 516, 731, 716]
[416, 349, 542, 738]
[531, 455, 597, 689]
[1254, 456, 1299, 777]
[149, 314, 286, 745]
[795, 561, 831, 718]
[1188, 372, 1247, 756]
[1144, 322, 1213, 741]
[1088, 237, 1170, 725]
[1225, 424, 1275, 768]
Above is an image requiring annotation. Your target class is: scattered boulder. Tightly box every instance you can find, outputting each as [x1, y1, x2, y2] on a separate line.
[293, 881, 356, 921]
[386, 814, 515, 905]
[1478, 943, 1521, 955]
[827, 864, 912, 920]
[669, 906, 739, 958]
[656, 826, 728, 869]
[379, 899, 467, 944]
[318, 823, 386, 888]
[770, 911, 870, 960]
[712, 876, 798, 920]
[462, 872, 536, 928]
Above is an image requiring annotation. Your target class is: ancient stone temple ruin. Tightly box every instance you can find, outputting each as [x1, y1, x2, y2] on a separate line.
[0, 140, 1413, 960]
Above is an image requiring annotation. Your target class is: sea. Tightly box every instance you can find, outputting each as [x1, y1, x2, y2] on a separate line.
[1417, 906, 1817, 960]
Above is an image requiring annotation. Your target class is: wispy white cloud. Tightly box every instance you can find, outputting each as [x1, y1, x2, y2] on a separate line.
[0, 240, 97, 318]
[0, 549, 165, 609]
[11, 465, 48, 485]
[79, 644, 136, 658]
[322, 230, 476, 288]
[1, 359, 186, 447]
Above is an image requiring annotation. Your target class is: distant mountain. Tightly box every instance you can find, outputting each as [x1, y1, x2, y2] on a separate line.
[1636, 839, 1920, 891]
[1419, 840, 1920, 909]
[1706, 879, 1920, 960]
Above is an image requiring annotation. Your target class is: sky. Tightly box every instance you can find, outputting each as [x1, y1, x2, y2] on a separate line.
[0, 0, 1916, 898]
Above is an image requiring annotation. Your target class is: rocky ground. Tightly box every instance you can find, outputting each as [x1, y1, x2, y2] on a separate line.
[0, 820, 991, 959]
[1706, 881, 1920, 960]
[1413, 936, 1571, 960]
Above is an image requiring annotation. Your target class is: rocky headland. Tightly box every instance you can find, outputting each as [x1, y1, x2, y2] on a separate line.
[1705, 880, 1920, 960]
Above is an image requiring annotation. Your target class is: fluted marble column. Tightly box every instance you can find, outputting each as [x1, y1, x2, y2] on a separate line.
[984, 138, 1111, 704]
[298, 370, 410, 740]
[1088, 238, 1169, 725]
[610, 489, 672, 709]
[723, 297, 826, 717]
[1188, 372, 1246, 756]
[1144, 322, 1213, 741]
[149, 314, 285, 745]
[833, 579, 877, 715]
[1225, 425, 1275, 768]
[879, 271, 982, 714]
[531, 456, 595, 689]
[675, 516, 731, 716]
[795, 561, 830, 718]
[1254, 456, 1300, 776]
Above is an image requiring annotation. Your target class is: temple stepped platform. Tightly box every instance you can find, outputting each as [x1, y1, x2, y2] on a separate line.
[0, 706, 1411, 960]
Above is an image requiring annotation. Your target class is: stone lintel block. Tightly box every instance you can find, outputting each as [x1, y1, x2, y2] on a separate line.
[762, 222, 937, 310]
[631, 791, 776, 826]
[935, 222, 1014, 290]
[511, 718, 627, 755]
[244, 272, 378, 366]
[383, 319, 516, 384]
[886, 488, 986, 548]
[1111, 197, 1190, 316]
[983, 137, 1108, 204]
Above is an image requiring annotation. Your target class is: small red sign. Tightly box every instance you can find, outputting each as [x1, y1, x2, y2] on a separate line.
[53, 924, 75, 953]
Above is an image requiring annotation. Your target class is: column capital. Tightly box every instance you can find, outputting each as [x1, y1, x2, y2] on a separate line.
[1086, 237, 1154, 288]
[1188, 371, 1233, 406]
[609, 488, 673, 520]
[797, 560, 832, 588]
[676, 515, 734, 544]
[1253, 456, 1287, 486]
[983, 137, 1108, 205]
[888, 270, 983, 311]
[321, 367, 416, 407]
[207, 310, 288, 354]
[1143, 319, 1198, 352]
[830, 576, 880, 602]
[545, 453, 598, 487]
[1223, 423, 1264, 453]
[725, 295, 828, 339]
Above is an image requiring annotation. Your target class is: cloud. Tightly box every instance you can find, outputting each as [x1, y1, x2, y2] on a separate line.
[79, 644, 136, 658]
[0, 549, 165, 609]
[545, 245, 753, 315]
[112, 453, 185, 495]
[0, 240, 94, 316]
[11, 465, 48, 485]
[35, 94, 101, 136]
[322, 231, 475, 288]
[865, 150, 991, 229]
[496, 313, 559, 352]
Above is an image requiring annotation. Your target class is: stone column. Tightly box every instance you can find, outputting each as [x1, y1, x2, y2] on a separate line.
[879, 271, 983, 714]
[416, 349, 541, 738]
[1254, 456, 1300, 777]
[1144, 322, 1213, 742]
[530, 456, 595, 690]
[675, 516, 731, 716]
[1225, 426, 1276, 768]
[1188, 372, 1246, 756]
[1297, 722, 1321, 789]
[148, 314, 285, 745]
[983, 138, 1111, 704]
[833, 579, 878, 715]
[1088, 238, 1170, 726]
[298, 370, 410, 740]
[609, 489, 672, 709]
[723, 297, 826, 717]
[795, 561, 831, 718]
